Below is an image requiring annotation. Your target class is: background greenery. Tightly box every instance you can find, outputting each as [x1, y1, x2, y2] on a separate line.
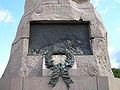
[112, 68, 120, 78]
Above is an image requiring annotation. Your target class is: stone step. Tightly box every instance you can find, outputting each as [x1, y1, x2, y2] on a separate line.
[0, 76, 120, 90]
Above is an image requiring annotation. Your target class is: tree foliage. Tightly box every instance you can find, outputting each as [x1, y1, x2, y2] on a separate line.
[112, 68, 120, 78]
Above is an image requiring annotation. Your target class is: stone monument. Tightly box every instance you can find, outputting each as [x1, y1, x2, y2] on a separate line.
[0, 0, 120, 90]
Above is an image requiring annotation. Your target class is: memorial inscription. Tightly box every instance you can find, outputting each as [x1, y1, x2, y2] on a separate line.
[45, 5, 71, 11]
[29, 21, 92, 55]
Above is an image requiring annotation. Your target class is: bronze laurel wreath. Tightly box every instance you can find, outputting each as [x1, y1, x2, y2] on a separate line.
[45, 50, 74, 88]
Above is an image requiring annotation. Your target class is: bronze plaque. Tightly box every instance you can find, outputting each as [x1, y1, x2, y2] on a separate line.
[29, 21, 92, 55]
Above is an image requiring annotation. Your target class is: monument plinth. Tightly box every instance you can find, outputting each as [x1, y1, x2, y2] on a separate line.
[0, 0, 120, 90]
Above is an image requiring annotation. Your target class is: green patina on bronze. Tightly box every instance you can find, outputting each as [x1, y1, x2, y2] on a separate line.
[45, 49, 74, 88]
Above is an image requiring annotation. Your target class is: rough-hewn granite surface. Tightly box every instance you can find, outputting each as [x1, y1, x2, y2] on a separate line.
[2, 0, 113, 77]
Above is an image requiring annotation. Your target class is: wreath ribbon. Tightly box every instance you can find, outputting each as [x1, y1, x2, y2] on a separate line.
[45, 50, 74, 88]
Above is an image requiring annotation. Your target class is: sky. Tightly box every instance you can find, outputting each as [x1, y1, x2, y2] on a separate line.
[0, 0, 120, 77]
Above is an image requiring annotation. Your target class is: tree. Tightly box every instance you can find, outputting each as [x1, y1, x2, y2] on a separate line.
[112, 68, 120, 78]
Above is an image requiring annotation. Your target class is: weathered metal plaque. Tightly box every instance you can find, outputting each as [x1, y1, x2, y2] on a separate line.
[29, 21, 92, 55]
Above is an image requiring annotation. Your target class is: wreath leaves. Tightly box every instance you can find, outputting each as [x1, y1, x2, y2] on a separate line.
[45, 50, 74, 88]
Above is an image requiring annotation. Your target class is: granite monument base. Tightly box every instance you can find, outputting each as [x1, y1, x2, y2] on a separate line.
[0, 76, 120, 90]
